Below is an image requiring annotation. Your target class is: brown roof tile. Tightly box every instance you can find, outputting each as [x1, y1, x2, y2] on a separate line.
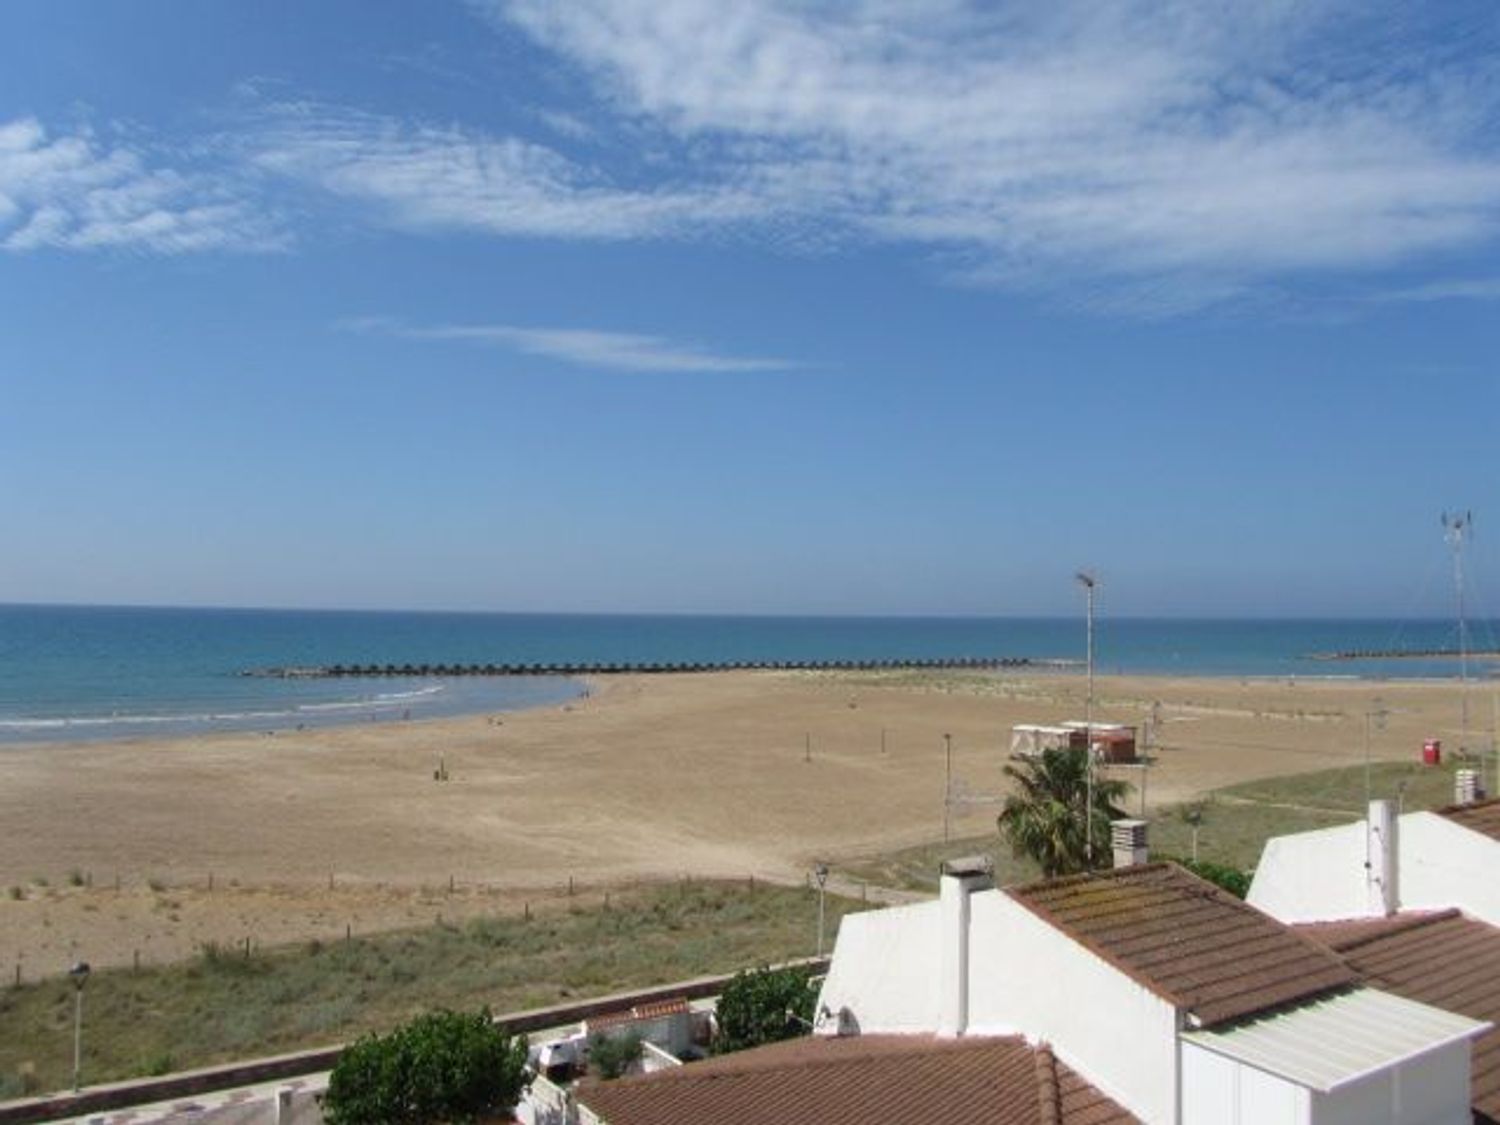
[577, 1034, 1138, 1125]
[1006, 863, 1358, 1027]
[1297, 910, 1500, 1123]
[1436, 798, 1500, 843]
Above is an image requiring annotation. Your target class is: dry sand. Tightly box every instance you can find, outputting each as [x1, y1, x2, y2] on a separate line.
[0, 669, 1483, 973]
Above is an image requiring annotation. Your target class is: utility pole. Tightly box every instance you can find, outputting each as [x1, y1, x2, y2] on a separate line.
[1443, 511, 1473, 753]
[1076, 572, 1097, 865]
[943, 733, 953, 844]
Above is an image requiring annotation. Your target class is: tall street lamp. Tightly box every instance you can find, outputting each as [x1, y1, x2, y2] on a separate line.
[1076, 572, 1097, 865]
[69, 960, 90, 1092]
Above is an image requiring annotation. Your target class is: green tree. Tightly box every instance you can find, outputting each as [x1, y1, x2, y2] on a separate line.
[714, 964, 818, 1055]
[588, 1031, 644, 1080]
[322, 1008, 527, 1125]
[997, 748, 1131, 878]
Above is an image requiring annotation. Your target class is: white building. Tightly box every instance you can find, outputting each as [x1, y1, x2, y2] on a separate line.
[815, 857, 1488, 1124]
[1250, 795, 1500, 927]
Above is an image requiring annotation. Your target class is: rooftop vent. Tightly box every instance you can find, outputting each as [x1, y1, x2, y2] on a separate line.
[1111, 819, 1149, 868]
[941, 855, 994, 880]
[1456, 768, 1484, 806]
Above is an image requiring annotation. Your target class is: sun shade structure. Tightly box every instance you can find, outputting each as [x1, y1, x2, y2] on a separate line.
[1181, 987, 1490, 1093]
[1006, 862, 1358, 1027]
[1299, 908, 1500, 1120]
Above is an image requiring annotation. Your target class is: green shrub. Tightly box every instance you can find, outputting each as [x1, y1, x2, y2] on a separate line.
[713, 964, 817, 1055]
[1168, 856, 1252, 899]
[322, 1008, 527, 1125]
[588, 1031, 643, 1080]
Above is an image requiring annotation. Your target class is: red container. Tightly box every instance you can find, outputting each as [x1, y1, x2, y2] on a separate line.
[1423, 739, 1442, 766]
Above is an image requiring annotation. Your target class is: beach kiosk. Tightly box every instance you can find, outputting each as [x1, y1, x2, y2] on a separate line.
[1009, 724, 1086, 758]
[1061, 721, 1139, 764]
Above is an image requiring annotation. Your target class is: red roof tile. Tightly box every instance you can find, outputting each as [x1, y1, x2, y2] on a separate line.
[1436, 798, 1500, 843]
[1297, 910, 1500, 1122]
[1006, 863, 1357, 1027]
[577, 1035, 1137, 1125]
[586, 997, 691, 1031]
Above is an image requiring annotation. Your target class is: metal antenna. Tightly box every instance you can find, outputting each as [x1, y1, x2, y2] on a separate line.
[1076, 571, 1097, 866]
[1442, 511, 1473, 753]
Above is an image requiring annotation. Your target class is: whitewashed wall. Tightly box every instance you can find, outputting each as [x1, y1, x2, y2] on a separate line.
[1397, 816, 1500, 926]
[815, 900, 941, 1034]
[1250, 811, 1500, 926]
[1182, 1042, 1308, 1124]
[1181, 1039, 1473, 1125]
[1247, 821, 1368, 923]
[966, 890, 1182, 1124]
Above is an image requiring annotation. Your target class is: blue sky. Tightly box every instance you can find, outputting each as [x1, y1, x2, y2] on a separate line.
[1, 1, 1497, 617]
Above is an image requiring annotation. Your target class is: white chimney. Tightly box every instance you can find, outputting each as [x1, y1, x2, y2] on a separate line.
[938, 856, 992, 1038]
[1366, 799, 1399, 917]
[1111, 819, 1149, 868]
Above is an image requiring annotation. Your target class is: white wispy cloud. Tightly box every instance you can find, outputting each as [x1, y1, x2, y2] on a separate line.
[341, 316, 797, 373]
[1371, 277, 1500, 303]
[14, 2, 1498, 312]
[0, 117, 283, 254]
[245, 102, 770, 241]
[239, 0, 1500, 311]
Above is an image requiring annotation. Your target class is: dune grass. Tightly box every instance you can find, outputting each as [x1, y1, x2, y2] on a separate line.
[0, 881, 863, 1098]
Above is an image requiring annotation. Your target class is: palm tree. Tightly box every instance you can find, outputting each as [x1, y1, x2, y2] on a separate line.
[997, 748, 1131, 878]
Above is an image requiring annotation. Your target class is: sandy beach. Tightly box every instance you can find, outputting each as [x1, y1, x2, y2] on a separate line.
[0, 668, 1483, 973]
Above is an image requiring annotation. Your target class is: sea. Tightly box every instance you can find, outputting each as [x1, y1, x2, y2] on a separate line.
[0, 604, 1495, 745]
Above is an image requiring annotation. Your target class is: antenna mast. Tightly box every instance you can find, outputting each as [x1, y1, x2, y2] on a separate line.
[1442, 511, 1473, 753]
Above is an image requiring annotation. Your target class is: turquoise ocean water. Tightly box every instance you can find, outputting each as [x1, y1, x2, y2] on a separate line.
[0, 605, 1494, 744]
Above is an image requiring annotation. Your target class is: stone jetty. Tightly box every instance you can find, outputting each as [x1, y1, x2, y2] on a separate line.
[1306, 648, 1500, 662]
[243, 656, 1048, 679]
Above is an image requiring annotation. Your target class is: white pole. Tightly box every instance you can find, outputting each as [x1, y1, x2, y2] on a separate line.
[1083, 577, 1095, 865]
[943, 733, 953, 845]
[1458, 525, 1469, 751]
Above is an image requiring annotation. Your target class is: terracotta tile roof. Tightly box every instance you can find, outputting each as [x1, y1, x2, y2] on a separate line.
[586, 997, 691, 1031]
[577, 1034, 1138, 1125]
[1297, 909, 1500, 1123]
[1436, 798, 1500, 842]
[1292, 910, 1455, 950]
[1006, 863, 1358, 1027]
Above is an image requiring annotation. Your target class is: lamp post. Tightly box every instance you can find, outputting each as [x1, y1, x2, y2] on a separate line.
[943, 733, 953, 844]
[813, 864, 829, 957]
[69, 960, 90, 1092]
[1076, 572, 1097, 864]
